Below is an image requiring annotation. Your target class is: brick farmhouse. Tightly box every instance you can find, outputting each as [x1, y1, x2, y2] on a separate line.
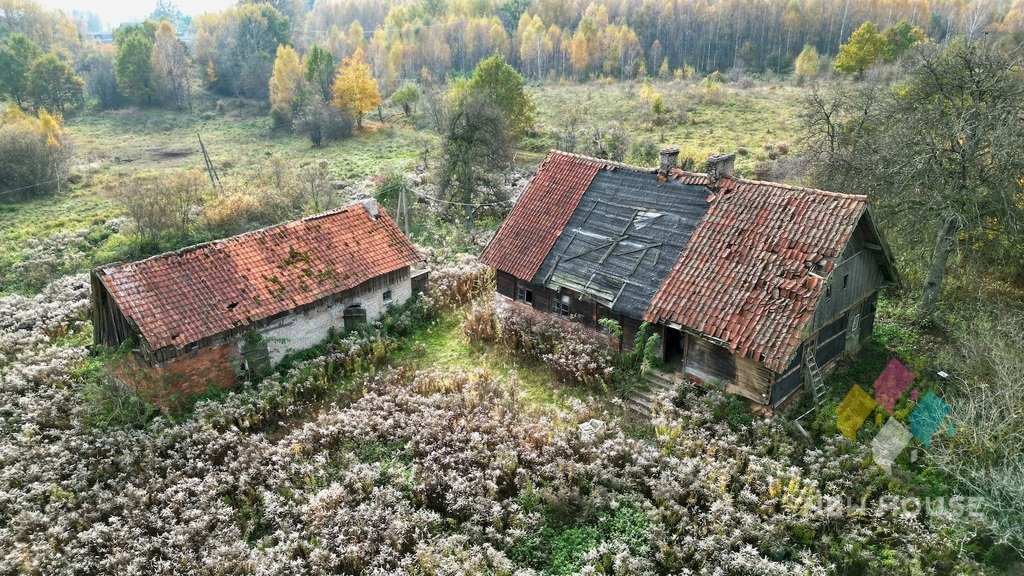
[482, 149, 899, 408]
[92, 199, 423, 404]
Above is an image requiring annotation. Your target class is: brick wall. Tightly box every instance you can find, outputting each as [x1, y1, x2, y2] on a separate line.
[112, 343, 240, 409]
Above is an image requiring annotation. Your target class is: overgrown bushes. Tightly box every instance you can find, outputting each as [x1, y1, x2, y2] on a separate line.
[0, 106, 73, 200]
[0, 275, 1005, 575]
[492, 299, 616, 390]
[427, 258, 494, 309]
[932, 309, 1024, 556]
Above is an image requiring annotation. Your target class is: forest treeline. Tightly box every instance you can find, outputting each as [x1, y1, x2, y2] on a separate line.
[4, 0, 1024, 109]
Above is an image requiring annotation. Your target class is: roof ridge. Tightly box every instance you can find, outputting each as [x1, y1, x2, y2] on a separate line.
[98, 201, 376, 273]
[547, 149, 655, 174]
[674, 170, 869, 201]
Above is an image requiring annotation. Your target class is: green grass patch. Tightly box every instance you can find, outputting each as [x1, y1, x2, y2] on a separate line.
[5, 80, 807, 294]
[509, 501, 651, 575]
[389, 309, 594, 413]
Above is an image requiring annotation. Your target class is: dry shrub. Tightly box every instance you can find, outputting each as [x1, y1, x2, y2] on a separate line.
[933, 310, 1024, 555]
[495, 300, 615, 390]
[462, 299, 497, 343]
[427, 259, 494, 309]
[200, 179, 301, 236]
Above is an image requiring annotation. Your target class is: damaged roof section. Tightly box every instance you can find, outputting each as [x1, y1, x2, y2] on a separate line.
[534, 168, 711, 319]
[479, 151, 600, 281]
[646, 176, 877, 372]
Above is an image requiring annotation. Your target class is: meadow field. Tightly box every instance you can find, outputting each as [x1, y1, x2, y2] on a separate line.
[1, 79, 805, 296]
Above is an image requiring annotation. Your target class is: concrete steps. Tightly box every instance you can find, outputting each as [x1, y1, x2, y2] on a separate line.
[625, 369, 686, 417]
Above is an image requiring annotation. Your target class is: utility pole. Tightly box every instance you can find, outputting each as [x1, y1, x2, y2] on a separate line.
[197, 133, 221, 190]
[396, 182, 411, 235]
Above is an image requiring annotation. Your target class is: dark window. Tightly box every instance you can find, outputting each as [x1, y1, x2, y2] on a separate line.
[825, 284, 832, 301]
[383, 289, 393, 302]
[516, 285, 534, 305]
[552, 294, 571, 317]
[189, 341, 200, 352]
[843, 273, 849, 289]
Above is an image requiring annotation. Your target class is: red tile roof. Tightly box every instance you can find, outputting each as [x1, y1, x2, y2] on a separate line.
[97, 201, 421, 351]
[480, 150, 601, 281]
[645, 174, 868, 373]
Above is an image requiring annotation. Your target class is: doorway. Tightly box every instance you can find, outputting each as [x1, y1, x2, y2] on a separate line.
[663, 327, 684, 368]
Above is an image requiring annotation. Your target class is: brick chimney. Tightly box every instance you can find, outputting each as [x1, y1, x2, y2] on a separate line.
[659, 146, 680, 176]
[705, 153, 735, 185]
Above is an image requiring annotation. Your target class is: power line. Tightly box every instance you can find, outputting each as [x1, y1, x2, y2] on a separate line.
[0, 177, 63, 198]
[416, 192, 510, 207]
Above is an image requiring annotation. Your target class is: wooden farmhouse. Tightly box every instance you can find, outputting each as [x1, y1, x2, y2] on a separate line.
[92, 199, 424, 403]
[481, 149, 899, 408]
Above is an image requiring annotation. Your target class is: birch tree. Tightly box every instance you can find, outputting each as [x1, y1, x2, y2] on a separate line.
[151, 21, 191, 111]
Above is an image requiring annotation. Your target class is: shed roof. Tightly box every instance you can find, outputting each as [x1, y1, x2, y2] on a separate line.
[96, 201, 421, 351]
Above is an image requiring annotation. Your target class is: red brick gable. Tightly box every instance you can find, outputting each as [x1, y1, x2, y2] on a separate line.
[645, 175, 868, 373]
[480, 150, 601, 281]
[96, 202, 421, 351]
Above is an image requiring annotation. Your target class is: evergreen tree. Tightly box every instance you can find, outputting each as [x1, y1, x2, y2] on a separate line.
[304, 46, 334, 102]
[0, 34, 42, 109]
[115, 32, 154, 104]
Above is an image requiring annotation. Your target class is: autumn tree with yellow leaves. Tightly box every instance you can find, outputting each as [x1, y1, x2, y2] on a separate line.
[330, 47, 380, 129]
[0, 105, 73, 199]
[269, 45, 306, 125]
[151, 21, 191, 111]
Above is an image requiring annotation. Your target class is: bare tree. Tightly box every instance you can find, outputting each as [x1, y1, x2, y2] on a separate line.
[555, 100, 586, 152]
[166, 170, 207, 237]
[298, 160, 333, 213]
[112, 174, 175, 245]
[436, 92, 513, 230]
[803, 39, 1024, 319]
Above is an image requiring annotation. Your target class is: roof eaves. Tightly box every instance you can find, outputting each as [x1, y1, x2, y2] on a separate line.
[862, 205, 902, 288]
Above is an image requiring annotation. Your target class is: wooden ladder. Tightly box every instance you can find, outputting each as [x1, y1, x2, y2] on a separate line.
[805, 347, 827, 407]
